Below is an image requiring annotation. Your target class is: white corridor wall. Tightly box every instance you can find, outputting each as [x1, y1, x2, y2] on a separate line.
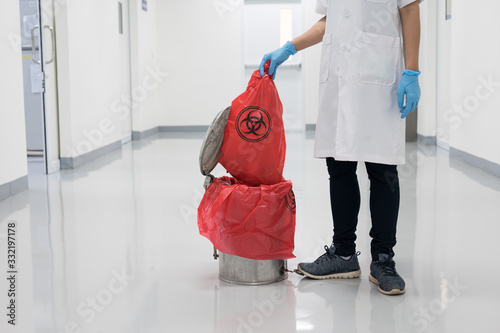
[449, 0, 500, 166]
[0, 1, 28, 188]
[418, 0, 500, 170]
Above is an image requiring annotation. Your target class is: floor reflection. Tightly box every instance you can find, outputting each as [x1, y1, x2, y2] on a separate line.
[213, 280, 297, 333]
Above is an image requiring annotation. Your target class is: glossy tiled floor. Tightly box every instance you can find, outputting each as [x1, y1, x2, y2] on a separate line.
[1, 132, 500, 333]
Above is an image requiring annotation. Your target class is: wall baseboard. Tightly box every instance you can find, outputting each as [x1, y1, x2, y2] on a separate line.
[450, 147, 500, 178]
[132, 127, 160, 140]
[0, 176, 28, 202]
[436, 138, 450, 151]
[121, 134, 132, 144]
[60, 140, 122, 169]
[306, 124, 316, 131]
[159, 126, 209, 133]
[59, 126, 210, 170]
[417, 134, 437, 146]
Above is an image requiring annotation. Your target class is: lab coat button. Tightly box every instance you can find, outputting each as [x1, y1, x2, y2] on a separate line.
[341, 44, 348, 51]
[340, 78, 346, 85]
[344, 10, 351, 17]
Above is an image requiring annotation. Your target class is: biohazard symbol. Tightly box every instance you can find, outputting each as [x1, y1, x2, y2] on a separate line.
[286, 189, 296, 213]
[235, 106, 272, 143]
[242, 112, 266, 136]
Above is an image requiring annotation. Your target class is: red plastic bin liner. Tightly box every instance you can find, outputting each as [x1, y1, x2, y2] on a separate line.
[198, 176, 296, 260]
[219, 62, 286, 186]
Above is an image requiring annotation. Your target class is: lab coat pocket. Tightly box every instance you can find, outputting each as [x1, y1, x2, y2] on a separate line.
[319, 33, 332, 83]
[357, 32, 400, 86]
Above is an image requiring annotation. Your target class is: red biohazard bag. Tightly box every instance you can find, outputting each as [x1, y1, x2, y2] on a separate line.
[219, 62, 286, 186]
[198, 177, 296, 260]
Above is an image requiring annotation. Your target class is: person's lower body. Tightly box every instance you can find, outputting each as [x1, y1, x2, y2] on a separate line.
[327, 158, 400, 261]
[297, 158, 405, 295]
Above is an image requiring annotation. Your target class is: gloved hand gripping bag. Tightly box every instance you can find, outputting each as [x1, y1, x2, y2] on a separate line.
[198, 177, 296, 260]
[219, 61, 286, 186]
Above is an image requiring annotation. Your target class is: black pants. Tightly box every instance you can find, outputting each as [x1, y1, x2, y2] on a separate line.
[326, 158, 400, 262]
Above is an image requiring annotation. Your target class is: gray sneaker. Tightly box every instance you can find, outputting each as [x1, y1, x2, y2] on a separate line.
[369, 254, 406, 295]
[297, 245, 361, 279]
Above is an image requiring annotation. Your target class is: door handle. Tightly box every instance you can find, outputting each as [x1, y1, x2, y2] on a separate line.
[31, 25, 40, 64]
[44, 25, 55, 64]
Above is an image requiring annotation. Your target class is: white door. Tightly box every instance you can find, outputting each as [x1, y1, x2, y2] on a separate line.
[119, 0, 133, 144]
[435, 0, 452, 150]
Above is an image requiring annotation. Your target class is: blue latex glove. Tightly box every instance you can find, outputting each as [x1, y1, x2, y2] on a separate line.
[397, 69, 421, 119]
[259, 41, 297, 80]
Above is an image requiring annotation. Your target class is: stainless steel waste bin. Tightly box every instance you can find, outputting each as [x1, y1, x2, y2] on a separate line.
[199, 107, 288, 286]
[218, 252, 288, 285]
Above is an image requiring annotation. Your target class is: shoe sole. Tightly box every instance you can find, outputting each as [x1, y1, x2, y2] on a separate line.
[369, 274, 406, 295]
[297, 265, 361, 280]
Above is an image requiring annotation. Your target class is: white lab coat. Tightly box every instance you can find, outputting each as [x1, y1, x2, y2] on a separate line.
[314, 0, 423, 165]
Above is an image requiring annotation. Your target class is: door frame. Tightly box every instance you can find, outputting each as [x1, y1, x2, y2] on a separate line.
[38, 0, 60, 174]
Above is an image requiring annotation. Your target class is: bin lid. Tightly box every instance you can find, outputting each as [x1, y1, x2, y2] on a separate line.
[199, 106, 231, 176]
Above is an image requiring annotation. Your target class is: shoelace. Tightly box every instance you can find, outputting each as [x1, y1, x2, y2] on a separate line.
[378, 260, 398, 277]
[314, 245, 336, 264]
[315, 246, 361, 264]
